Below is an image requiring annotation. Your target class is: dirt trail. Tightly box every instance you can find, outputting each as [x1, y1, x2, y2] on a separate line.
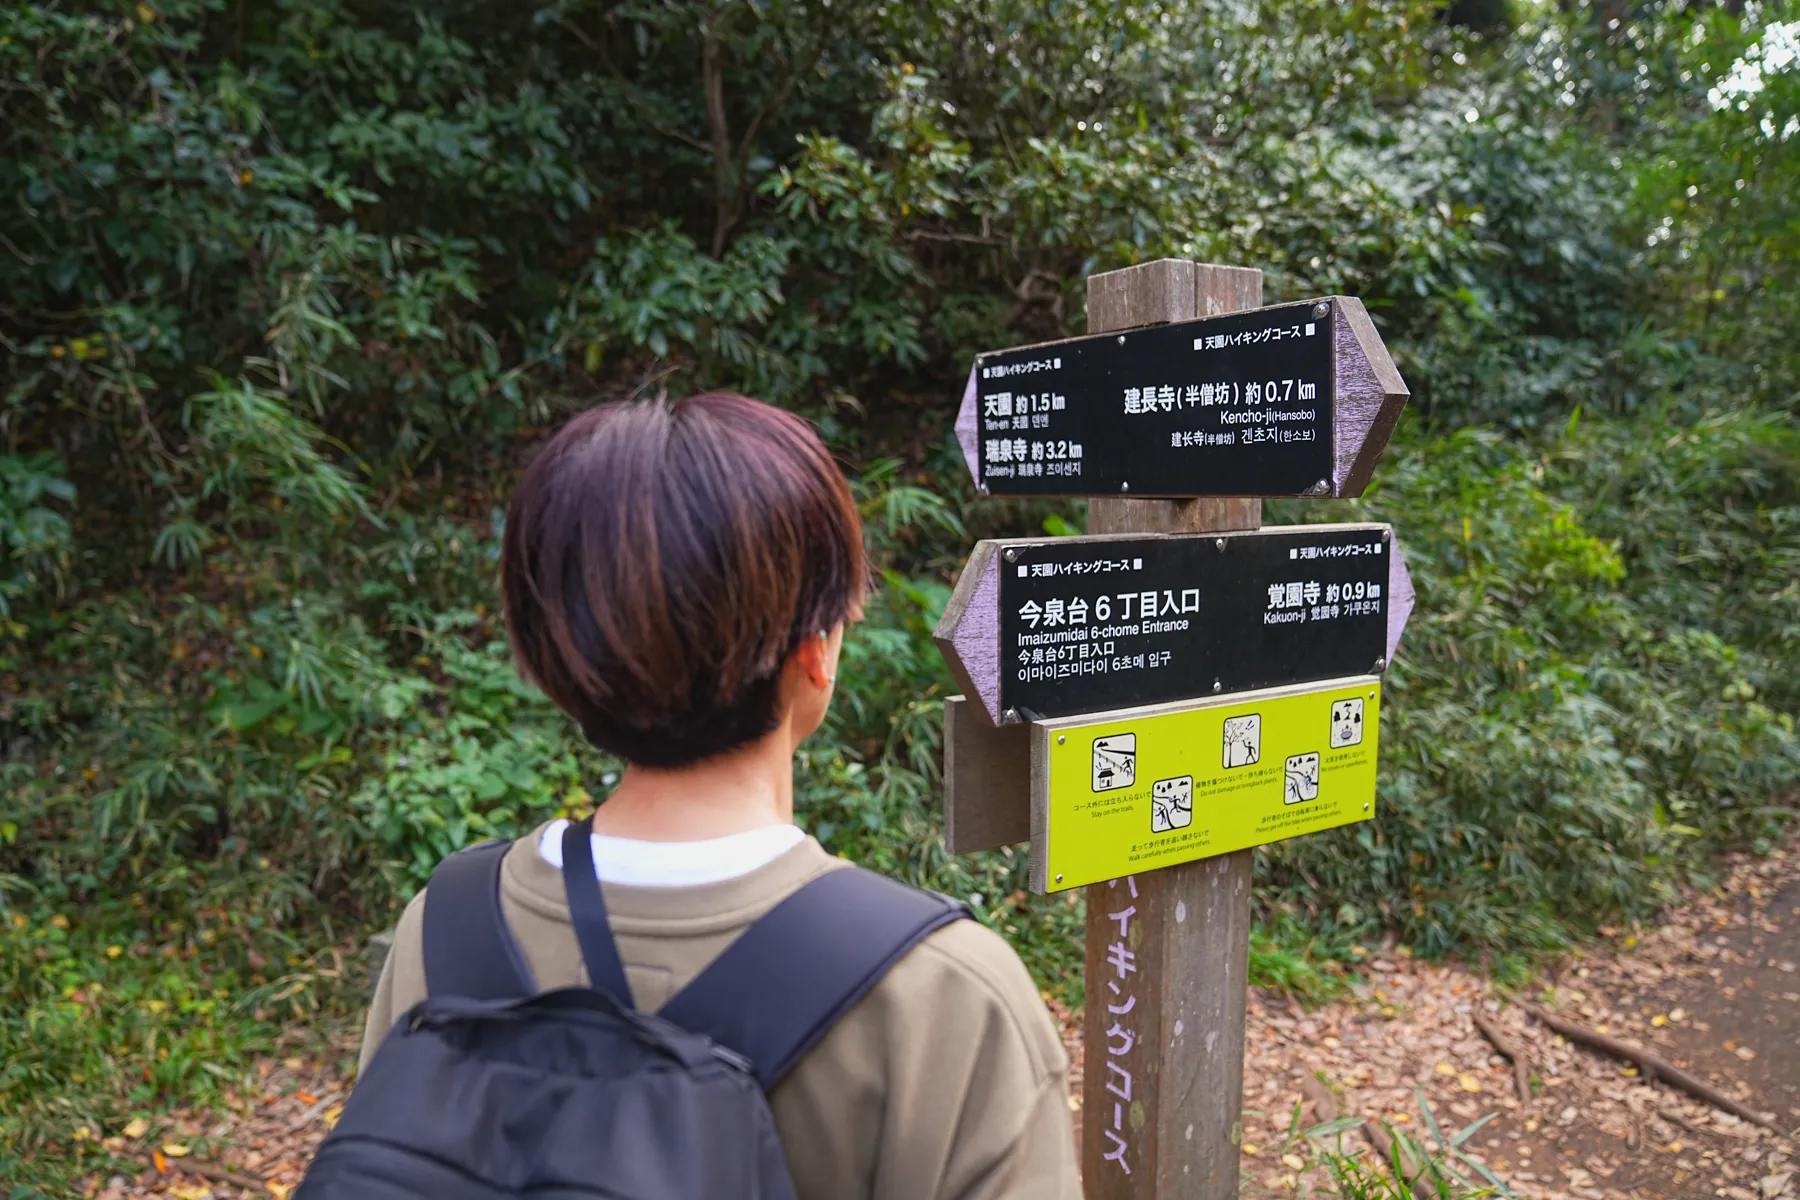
[1063, 839, 1800, 1198]
[89, 841, 1798, 1199]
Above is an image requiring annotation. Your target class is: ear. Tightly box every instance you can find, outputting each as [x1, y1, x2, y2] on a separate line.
[792, 630, 832, 690]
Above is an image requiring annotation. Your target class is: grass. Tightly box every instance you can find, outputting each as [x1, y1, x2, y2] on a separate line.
[0, 879, 361, 1195]
[1248, 1085, 1517, 1199]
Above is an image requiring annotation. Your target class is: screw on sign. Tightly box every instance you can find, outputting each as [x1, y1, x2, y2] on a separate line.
[934, 259, 1412, 1200]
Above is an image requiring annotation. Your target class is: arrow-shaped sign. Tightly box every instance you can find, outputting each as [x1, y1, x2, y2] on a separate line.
[954, 297, 1407, 499]
[935, 524, 1415, 727]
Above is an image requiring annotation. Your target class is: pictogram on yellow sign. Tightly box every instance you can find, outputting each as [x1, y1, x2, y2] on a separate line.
[1032, 676, 1381, 892]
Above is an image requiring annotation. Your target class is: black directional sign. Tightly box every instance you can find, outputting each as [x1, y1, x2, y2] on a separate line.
[938, 524, 1403, 724]
[957, 295, 1411, 500]
[969, 299, 1336, 497]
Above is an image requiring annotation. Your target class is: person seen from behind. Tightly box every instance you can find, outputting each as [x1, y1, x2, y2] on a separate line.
[351, 393, 1081, 1198]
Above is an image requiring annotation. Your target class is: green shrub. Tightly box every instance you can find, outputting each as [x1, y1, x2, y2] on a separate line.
[1259, 409, 1800, 955]
[0, 453, 74, 621]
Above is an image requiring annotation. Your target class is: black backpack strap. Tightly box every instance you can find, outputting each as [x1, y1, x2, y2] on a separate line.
[659, 866, 972, 1090]
[422, 839, 536, 1000]
[557, 814, 634, 1007]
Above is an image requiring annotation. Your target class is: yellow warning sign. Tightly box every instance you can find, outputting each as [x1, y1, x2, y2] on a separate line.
[1036, 676, 1380, 892]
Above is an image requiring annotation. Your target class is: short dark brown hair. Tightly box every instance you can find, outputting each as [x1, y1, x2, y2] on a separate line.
[501, 393, 866, 767]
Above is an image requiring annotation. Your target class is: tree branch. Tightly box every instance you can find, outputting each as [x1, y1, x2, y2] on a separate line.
[703, 20, 736, 258]
[903, 229, 1009, 246]
[562, 16, 712, 155]
[1525, 1004, 1779, 1131]
[724, 12, 845, 254]
[731, 24, 830, 182]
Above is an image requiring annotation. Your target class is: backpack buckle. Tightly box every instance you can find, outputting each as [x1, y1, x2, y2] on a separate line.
[708, 1041, 754, 1075]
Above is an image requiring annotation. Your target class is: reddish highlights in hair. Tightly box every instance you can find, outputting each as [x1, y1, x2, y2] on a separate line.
[501, 393, 867, 767]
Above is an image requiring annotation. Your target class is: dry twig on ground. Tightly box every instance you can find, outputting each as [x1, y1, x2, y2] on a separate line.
[1471, 1009, 1533, 1104]
[154, 1156, 266, 1191]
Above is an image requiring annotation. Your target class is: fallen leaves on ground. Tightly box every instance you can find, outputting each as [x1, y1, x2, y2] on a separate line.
[1066, 839, 1800, 1199]
[1226, 841, 1800, 1199]
[86, 1042, 356, 1198]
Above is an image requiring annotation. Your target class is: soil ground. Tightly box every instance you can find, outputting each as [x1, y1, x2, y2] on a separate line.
[83, 842, 1799, 1199]
[1055, 841, 1799, 1199]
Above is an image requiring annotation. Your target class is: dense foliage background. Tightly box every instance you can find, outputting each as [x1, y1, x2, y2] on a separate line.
[2, 0, 1797, 1177]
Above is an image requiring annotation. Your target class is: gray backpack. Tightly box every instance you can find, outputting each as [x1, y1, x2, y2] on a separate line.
[298, 816, 969, 1198]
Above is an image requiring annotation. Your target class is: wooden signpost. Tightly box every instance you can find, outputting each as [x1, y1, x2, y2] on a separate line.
[936, 259, 1412, 1199]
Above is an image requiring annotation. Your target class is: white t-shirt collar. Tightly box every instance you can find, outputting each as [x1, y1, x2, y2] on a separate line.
[536, 818, 808, 888]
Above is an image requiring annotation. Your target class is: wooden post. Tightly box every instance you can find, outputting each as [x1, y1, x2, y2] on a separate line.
[1080, 259, 1261, 1200]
